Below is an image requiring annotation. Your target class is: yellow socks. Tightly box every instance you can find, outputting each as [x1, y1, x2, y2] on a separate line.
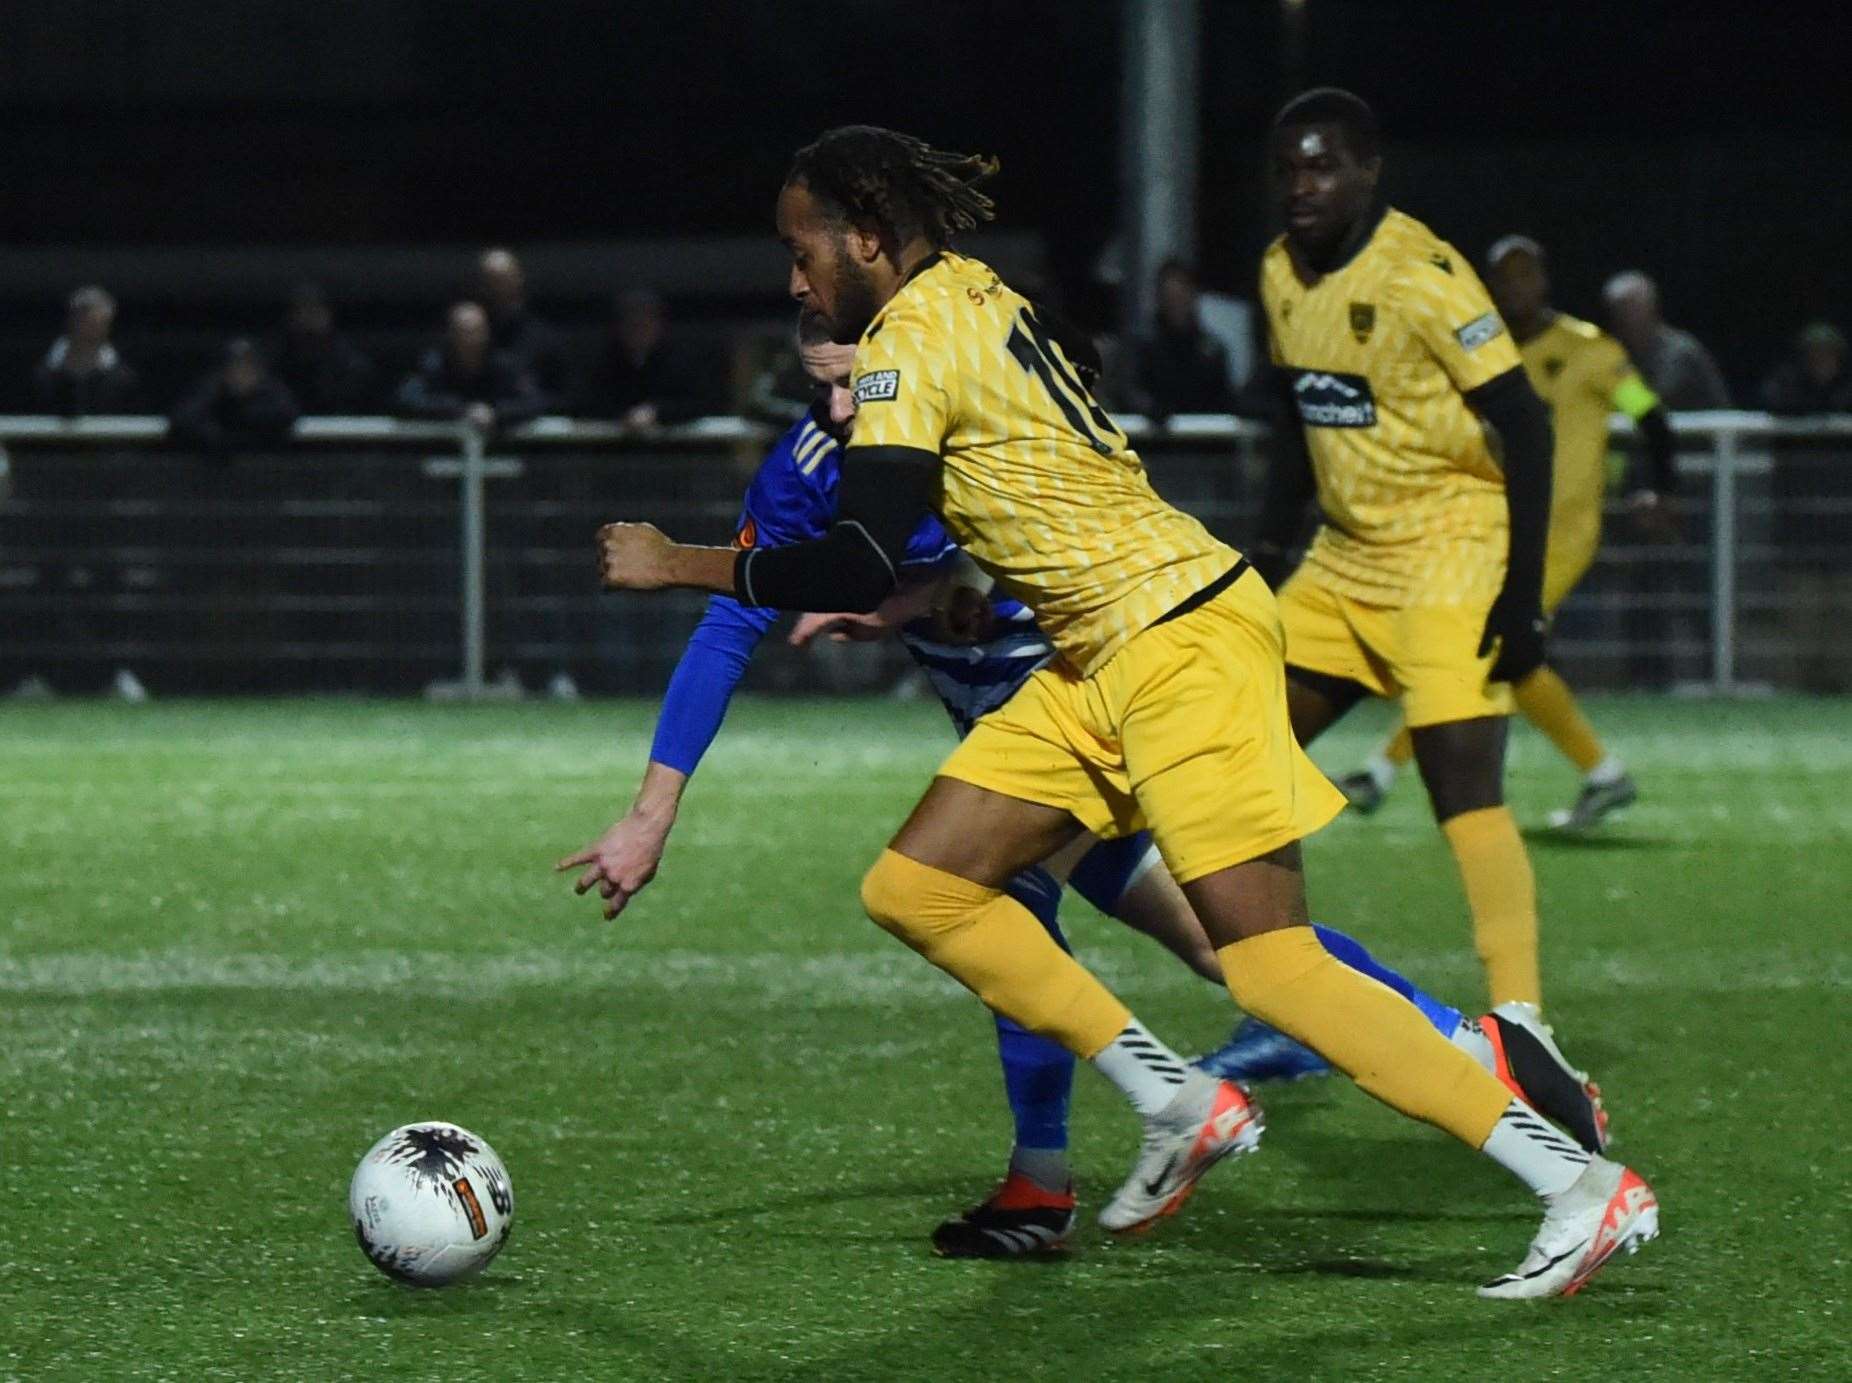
[1514, 666, 1605, 774]
[1441, 805, 1542, 1008]
[860, 849, 1129, 1058]
[1217, 927, 1509, 1147]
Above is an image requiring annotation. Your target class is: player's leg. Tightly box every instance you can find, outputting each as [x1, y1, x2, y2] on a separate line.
[1065, 832, 1220, 982]
[865, 772, 1263, 1235]
[1066, 828, 1469, 1081]
[1528, 556, 1635, 828]
[871, 774, 1223, 1112]
[1380, 597, 1545, 1013]
[1409, 713, 1543, 1012]
[1528, 553, 1636, 829]
[1116, 581, 1654, 1292]
[1518, 665, 1637, 829]
[1334, 718, 1413, 814]
[934, 864, 1079, 1258]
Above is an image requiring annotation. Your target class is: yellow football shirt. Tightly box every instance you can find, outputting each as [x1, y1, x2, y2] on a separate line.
[1261, 207, 1523, 606]
[1518, 312, 1657, 584]
[848, 252, 1237, 675]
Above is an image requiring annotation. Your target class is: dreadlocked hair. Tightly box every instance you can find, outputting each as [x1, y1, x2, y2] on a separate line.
[787, 125, 999, 250]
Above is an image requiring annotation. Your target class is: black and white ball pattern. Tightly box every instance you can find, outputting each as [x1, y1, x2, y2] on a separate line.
[349, 1121, 513, 1287]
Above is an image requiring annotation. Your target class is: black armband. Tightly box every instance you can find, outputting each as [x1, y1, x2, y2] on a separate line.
[1466, 366, 1554, 601]
[1255, 368, 1318, 554]
[733, 445, 940, 613]
[1634, 406, 1678, 496]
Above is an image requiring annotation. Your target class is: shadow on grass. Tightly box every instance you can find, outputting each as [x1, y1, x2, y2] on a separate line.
[649, 1177, 976, 1228]
[347, 1270, 532, 1315]
[1521, 829, 1686, 851]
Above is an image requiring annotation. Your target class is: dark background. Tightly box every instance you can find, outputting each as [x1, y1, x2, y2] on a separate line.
[3, 0, 1848, 398]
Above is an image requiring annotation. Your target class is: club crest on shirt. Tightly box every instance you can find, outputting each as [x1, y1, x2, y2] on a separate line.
[1454, 312, 1505, 353]
[853, 369, 900, 404]
[1349, 302, 1375, 343]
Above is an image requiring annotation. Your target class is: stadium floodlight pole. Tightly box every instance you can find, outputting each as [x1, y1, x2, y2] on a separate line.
[1119, 0, 1200, 334]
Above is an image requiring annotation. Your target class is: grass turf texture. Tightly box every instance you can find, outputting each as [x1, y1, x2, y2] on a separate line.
[2, 696, 1847, 1380]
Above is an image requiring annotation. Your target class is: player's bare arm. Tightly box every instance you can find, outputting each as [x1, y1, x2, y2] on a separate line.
[597, 445, 937, 616]
[555, 759, 689, 919]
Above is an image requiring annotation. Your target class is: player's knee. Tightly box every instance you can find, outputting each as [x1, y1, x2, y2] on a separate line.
[859, 850, 919, 940]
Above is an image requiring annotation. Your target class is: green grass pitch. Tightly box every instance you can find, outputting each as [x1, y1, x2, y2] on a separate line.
[3, 696, 1847, 1380]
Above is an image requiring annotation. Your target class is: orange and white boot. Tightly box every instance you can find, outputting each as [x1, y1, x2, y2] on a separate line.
[1098, 1071, 1263, 1234]
[1479, 1158, 1659, 1300]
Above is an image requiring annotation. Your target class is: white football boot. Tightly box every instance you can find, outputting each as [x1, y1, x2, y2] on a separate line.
[1098, 1069, 1263, 1233]
[1479, 1156, 1659, 1300]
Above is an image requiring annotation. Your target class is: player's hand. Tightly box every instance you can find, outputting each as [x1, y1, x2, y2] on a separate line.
[788, 611, 888, 646]
[1479, 587, 1549, 683]
[598, 522, 675, 591]
[1627, 489, 1683, 544]
[555, 812, 672, 920]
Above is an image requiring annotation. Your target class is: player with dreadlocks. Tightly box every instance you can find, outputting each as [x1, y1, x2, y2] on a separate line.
[591, 125, 1658, 1297]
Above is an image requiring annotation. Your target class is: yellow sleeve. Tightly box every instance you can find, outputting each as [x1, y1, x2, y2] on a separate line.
[1393, 257, 1522, 393]
[846, 305, 955, 455]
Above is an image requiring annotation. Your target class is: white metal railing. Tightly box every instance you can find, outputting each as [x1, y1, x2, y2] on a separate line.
[3, 410, 1848, 697]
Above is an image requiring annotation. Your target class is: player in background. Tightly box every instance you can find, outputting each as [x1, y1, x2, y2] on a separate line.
[1334, 235, 1681, 830]
[1252, 91, 1563, 1043]
[593, 124, 1656, 1297]
[562, 311, 1606, 1258]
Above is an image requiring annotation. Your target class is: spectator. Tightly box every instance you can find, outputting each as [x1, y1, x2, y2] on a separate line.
[268, 283, 377, 413]
[395, 302, 545, 431]
[1129, 260, 1235, 422]
[1761, 322, 1852, 691]
[477, 247, 572, 412]
[1601, 271, 1731, 408]
[1761, 322, 1852, 415]
[577, 289, 709, 429]
[169, 339, 300, 455]
[1602, 270, 1728, 691]
[31, 285, 141, 415]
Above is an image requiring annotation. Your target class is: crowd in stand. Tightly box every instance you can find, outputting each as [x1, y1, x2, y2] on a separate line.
[20, 247, 1852, 454]
[20, 247, 722, 447]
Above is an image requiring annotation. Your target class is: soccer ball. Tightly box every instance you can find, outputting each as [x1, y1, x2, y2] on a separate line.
[349, 1121, 514, 1286]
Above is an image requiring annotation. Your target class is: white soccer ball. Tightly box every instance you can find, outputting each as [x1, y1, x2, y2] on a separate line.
[349, 1121, 514, 1287]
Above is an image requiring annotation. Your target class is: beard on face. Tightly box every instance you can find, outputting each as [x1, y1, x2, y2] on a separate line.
[826, 253, 883, 344]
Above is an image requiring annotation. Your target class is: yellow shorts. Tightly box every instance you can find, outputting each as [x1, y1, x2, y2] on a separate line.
[1276, 572, 1513, 728]
[937, 568, 1346, 886]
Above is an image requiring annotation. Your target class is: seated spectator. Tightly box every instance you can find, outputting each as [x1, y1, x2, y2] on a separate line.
[1129, 259, 1235, 422]
[395, 302, 544, 431]
[478, 247, 572, 412]
[269, 283, 377, 413]
[1761, 322, 1852, 415]
[31, 285, 141, 415]
[1601, 271, 1731, 408]
[169, 339, 300, 455]
[577, 289, 709, 429]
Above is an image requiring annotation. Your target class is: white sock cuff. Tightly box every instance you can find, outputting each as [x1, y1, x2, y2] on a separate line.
[1481, 1099, 1591, 1198]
